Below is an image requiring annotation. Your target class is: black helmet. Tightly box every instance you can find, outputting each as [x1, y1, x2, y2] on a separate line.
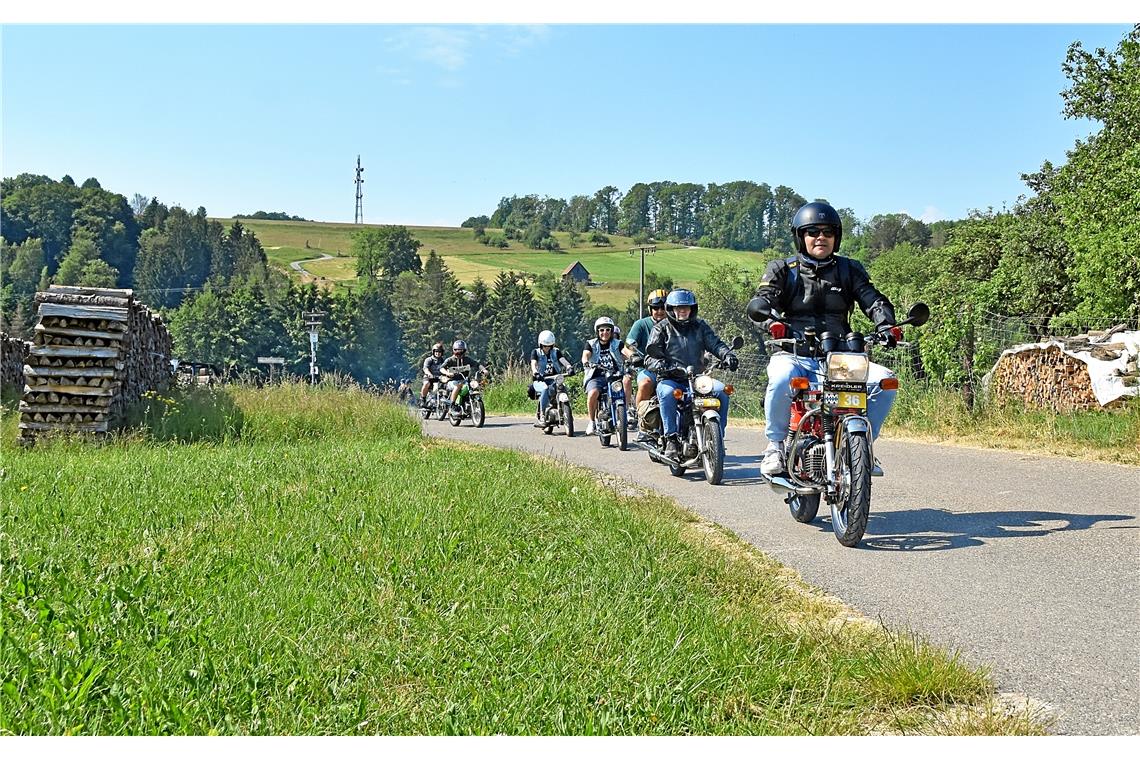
[665, 289, 698, 326]
[792, 201, 843, 254]
[452, 340, 467, 353]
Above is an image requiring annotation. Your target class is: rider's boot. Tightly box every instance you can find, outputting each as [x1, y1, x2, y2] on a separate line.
[872, 457, 884, 477]
[760, 441, 786, 477]
[664, 435, 682, 460]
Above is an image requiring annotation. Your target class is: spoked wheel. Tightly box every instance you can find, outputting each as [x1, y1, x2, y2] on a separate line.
[787, 493, 821, 523]
[561, 402, 574, 437]
[600, 411, 611, 447]
[701, 421, 724, 485]
[448, 403, 462, 427]
[472, 398, 485, 428]
[831, 431, 872, 547]
[616, 406, 628, 451]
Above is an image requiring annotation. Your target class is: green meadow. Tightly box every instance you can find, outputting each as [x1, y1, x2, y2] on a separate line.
[219, 218, 767, 308]
[0, 383, 1044, 735]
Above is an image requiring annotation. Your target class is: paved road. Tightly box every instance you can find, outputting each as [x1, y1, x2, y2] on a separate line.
[424, 414, 1140, 735]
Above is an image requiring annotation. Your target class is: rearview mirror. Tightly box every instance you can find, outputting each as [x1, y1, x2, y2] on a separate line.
[905, 302, 930, 328]
[731, 335, 745, 350]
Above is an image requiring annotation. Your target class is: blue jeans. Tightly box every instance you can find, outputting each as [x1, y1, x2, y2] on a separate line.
[763, 353, 896, 444]
[657, 378, 729, 437]
[534, 380, 555, 415]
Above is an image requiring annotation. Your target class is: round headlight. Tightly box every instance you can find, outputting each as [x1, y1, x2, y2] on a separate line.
[470, 380, 481, 390]
[694, 375, 715, 395]
[610, 380, 623, 393]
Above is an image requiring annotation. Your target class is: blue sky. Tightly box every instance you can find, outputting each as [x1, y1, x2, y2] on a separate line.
[1, 22, 1134, 227]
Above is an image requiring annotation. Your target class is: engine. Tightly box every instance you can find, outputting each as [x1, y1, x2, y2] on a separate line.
[787, 435, 828, 483]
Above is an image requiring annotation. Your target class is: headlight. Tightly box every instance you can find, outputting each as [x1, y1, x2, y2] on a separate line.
[694, 375, 715, 395]
[470, 380, 481, 390]
[610, 380, 623, 393]
[827, 353, 870, 382]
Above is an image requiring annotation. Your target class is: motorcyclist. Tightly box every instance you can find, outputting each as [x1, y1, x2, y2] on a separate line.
[746, 201, 900, 477]
[644, 289, 739, 461]
[623, 288, 670, 441]
[530, 330, 575, 426]
[581, 316, 625, 436]
[440, 339, 488, 412]
[419, 342, 446, 408]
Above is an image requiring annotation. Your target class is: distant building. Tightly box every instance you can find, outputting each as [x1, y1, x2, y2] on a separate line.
[561, 261, 590, 284]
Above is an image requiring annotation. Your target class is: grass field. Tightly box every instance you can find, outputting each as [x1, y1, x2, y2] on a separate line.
[0, 383, 1045, 735]
[218, 218, 767, 307]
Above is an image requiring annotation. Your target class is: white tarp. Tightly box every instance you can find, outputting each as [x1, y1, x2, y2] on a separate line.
[993, 330, 1140, 406]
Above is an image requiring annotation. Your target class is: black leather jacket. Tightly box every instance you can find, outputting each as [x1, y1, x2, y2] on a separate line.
[749, 254, 896, 353]
[644, 317, 731, 380]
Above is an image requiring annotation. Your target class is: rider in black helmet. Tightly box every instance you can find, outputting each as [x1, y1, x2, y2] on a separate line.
[440, 339, 488, 411]
[747, 201, 899, 478]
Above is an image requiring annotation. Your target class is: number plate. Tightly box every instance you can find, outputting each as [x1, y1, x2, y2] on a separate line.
[837, 391, 866, 408]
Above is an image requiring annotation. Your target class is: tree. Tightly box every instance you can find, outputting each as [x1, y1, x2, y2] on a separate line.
[352, 225, 422, 285]
[54, 229, 119, 287]
[592, 185, 622, 233]
[461, 215, 490, 228]
[1042, 25, 1140, 321]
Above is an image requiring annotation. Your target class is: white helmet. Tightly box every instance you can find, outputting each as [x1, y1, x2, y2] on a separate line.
[594, 316, 616, 336]
[538, 330, 556, 347]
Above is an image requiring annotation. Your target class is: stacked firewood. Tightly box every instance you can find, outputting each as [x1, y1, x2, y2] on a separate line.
[19, 286, 172, 439]
[1, 334, 29, 393]
[987, 327, 1139, 412]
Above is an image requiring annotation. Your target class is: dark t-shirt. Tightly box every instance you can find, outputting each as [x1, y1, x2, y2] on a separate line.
[530, 347, 565, 376]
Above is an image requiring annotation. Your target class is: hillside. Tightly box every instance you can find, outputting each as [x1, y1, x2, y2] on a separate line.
[217, 218, 769, 309]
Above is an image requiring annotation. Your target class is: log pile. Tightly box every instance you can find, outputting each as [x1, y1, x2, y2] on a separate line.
[2, 334, 29, 393]
[987, 327, 1139, 412]
[19, 286, 173, 440]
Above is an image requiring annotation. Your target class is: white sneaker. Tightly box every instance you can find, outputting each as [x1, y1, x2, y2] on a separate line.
[760, 442, 785, 477]
[586, 420, 595, 435]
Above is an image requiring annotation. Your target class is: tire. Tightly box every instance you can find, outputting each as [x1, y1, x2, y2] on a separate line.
[561, 402, 574, 437]
[831, 431, 872, 547]
[669, 462, 687, 477]
[420, 405, 431, 420]
[472, 398, 485, 428]
[701, 421, 724, 485]
[616, 406, 628, 451]
[449, 404, 462, 427]
[788, 493, 821, 523]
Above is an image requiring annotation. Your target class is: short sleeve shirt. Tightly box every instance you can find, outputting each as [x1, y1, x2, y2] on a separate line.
[626, 316, 660, 355]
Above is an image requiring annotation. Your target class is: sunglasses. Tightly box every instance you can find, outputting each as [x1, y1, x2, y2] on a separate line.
[803, 226, 837, 238]
[649, 304, 666, 310]
[598, 326, 613, 332]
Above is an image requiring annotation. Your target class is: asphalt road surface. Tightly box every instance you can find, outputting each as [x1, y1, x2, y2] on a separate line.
[424, 412, 1140, 735]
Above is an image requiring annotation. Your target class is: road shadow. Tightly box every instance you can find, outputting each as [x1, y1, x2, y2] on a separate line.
[719, 454, 766, 486]
[843, 507, 1137, 551]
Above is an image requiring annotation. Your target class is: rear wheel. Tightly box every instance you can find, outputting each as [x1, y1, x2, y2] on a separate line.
[472, 398, 485, 428]
[788, 493, 821, 523]
[701, 421, 724, 484]
[831, 432, 872, 547]
[561, 401, 574, 437]
[616, 406, 628, 451]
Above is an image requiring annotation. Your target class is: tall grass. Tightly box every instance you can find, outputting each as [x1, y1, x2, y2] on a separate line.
[1, 385, 1042, 734]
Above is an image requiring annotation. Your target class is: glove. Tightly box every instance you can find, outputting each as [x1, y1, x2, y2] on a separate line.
[565, 368, 576, 377]
[769, 322, 789, 340]
[533, 371, 543, 381]
[725, 353, 739, 371]
[884, 326, 903, 348]
[629, 355, 644, 368]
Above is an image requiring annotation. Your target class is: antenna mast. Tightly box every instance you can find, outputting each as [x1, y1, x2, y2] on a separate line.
[354, 155, 364, 224]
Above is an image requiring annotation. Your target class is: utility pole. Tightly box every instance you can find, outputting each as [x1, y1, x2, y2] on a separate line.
[354, 155, 364, 224]
[303, 311, 326, 385]
[628, 245, 656, 318]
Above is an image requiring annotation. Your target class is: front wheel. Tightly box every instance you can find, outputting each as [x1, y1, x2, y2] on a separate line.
[616, 406, 628, 451]
[831, 432, 872, 547]
[561, 401, 574, 437]
[701, 421, 724, 485]
[472, 398, 485, 428]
